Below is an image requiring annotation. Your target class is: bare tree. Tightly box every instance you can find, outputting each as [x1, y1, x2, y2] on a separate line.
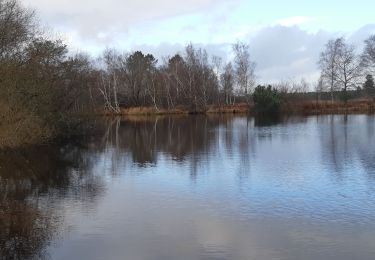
[315, 75, 325, 102]
[163, 54, 186, 108]
[319, 38, 343, 102]
[183, 44, 219, 110]
[361, 35, 375, 75]
[0, 0, 35, 60]
[146, 66, 160, 110]
[232, 42, 256, 98]
[293, 78, 310, 93]
[98, 71, 120, 113]
[98, 49, 121, 113]
[212, 55, 222, 104]
[334, 39, 362, 103]
[221, 62, 235, 104]
[212, 55, 222, 75]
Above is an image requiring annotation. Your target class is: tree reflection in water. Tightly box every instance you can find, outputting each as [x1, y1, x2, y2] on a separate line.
[0, 142, 105, 260]
[100, 115, 253, 178]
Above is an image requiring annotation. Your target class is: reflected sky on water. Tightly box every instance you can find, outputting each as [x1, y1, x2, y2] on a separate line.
[1, 115, 375, 260]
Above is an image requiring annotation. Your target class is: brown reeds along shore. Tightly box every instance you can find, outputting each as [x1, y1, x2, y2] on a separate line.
[283, 99, 375, 115]
[99, 99, 375, 116]
[100, 103, 251, 116]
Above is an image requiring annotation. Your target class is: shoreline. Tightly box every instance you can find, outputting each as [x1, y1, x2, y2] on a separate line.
[2, 100, 374, 150]
[98, 103, 252, 116]
[98, 99, 375, 117]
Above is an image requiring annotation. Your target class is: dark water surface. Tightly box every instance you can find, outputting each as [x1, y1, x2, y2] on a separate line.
[1, 115, 375, 260]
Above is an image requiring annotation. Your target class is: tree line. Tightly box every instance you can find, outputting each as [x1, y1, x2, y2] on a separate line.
[96, 41, 256, 113]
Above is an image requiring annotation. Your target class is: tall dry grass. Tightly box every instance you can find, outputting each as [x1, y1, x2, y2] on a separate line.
[283, 99, 375, 114]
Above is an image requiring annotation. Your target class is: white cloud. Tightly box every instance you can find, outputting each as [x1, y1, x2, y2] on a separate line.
[276, 16, 314, 27]
[21, 0, 236, 37]
[246, 25, 331, 83]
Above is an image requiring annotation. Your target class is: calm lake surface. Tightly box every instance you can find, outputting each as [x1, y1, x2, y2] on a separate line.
[1, 115, 375, 260]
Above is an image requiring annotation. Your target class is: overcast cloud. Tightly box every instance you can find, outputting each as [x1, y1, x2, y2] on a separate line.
[21, 0, 375, 84]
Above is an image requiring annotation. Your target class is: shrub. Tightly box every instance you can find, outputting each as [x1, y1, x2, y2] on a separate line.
[253, 85, 282, 115]
[363, 74, 375, 100]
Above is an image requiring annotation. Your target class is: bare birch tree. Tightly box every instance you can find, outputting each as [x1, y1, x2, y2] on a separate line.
[221, 62, 235, 104]
[0, 0, 35, 60]
[232, 42, 256, 99]
[361, 35, 375, 75]
[334, 39, 362, 103]
[319, 38, 343, 102]
[98, 49, 121, 113]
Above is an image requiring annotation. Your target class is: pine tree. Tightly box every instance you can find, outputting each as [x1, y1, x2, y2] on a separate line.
[363, 74, 375, 100]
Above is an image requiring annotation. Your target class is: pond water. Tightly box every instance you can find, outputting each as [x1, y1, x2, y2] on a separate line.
[1, 115, 375, 260]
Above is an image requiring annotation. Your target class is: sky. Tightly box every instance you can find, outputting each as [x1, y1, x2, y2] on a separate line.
[21, 0, 375, 84]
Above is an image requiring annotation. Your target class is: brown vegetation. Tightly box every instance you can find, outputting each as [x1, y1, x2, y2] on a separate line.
[99, 103, 252, 116]
[206, 103, 251, 114]
[119, 107, 188, 115]
[98, 99, 375, 117]
[283, 99, 375, 115]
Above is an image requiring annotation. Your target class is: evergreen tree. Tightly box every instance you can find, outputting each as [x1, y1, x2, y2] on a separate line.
[363, 74, 375, 99]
